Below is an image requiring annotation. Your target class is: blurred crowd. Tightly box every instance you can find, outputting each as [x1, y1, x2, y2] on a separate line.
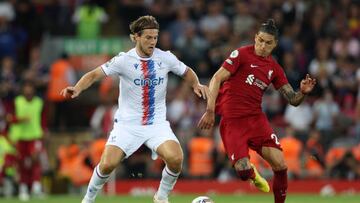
[1, 0, 360, 198]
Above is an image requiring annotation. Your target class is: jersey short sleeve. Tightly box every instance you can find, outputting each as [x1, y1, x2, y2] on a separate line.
[165, 51, 187, 76]
[101, 53, 125, 76]
[221, 49, 242, 74]
[272, 62, 289, 89]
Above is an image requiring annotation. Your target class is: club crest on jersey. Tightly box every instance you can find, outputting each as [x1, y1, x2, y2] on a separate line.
[134, 64, 139, 70]
[268, 70, 273, 80]
[230, 50, 239, 58]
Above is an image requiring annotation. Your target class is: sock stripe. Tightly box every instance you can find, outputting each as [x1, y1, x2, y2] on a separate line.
[164, 167, 178, 178]
[96, 165, 109, 179]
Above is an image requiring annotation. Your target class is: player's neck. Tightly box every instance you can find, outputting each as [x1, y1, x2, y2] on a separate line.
[135, 46, 152, 58]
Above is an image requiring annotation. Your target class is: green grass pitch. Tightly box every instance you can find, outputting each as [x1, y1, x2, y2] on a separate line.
[2, 194, 360, 203]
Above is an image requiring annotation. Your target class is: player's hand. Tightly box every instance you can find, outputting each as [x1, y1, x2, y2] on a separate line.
[300, 74, 316, 95]
[60, 86, 81, 98]
[193, 84, 210, 100]
[198, 110, 215, 129]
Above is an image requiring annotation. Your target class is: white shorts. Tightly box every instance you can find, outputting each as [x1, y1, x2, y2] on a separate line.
[106, 121, 179, 160]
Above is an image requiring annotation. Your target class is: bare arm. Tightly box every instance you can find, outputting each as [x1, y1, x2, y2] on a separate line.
[206, 67, 231, 112]
[278, 74, 316, 107]
[182, 67, 209, 99]
[61, 67, 106, 98]
[278, 84, 306, 107]
[198, 67, 231, 129]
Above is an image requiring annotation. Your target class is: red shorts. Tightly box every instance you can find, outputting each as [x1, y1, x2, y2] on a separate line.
[219, 114, 282, 165]
[17, 140, 43, 160]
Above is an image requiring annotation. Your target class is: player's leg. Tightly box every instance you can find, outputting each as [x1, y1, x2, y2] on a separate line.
[219, 117, 269, 192]
[154, 140, 183, 203]
[262, 146, 288, 203]
[30, 140, 43, 197]
[82, 145, 125, 203]
[17, 141, 30, 201]
[233, 157, 270, 192]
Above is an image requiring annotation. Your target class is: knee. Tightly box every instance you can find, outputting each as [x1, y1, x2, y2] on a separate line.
[165, 153, 183, 173]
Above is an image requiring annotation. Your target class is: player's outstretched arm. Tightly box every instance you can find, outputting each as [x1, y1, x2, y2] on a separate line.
[278, 74, 316, 106]
[182, 67, 210, 100]
[198, 67, 231, 129]
[60, 67, 106, 99]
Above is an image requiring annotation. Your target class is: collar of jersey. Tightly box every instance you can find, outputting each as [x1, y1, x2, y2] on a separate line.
[132, 48, 154, 61]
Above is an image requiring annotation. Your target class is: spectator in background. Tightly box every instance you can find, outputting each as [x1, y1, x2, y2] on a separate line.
[199, 0, 229, 39]
[332, 29, 359, 59]
[313, 89, 340, 150]
[166, 5, 195, 43]
[331, 57, 357, 97]
[22, 46, 49, 96]
[46, 53, 76, 131]
[174, 23, 209, 68]
[188, 129, 215, 178]
[0, 1, 26, 60]
[8, 82, 44, 201]
[284, 100, 313, 143]
[309, 42, 336, 79]
[72, 0, 108, 39]
[328, 151, 360, 180]
[90, 77, 118, 139]
[0, 57, 19, 103]
[282, 52, 302, 89]
[232, 1, 255, 37]
[279, 127, 303, 179]
[304, 130, 325, 178]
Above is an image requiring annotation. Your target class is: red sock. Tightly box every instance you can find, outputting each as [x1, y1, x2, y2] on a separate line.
[273, 169, 287, 203]
[236, 168, 255, 181]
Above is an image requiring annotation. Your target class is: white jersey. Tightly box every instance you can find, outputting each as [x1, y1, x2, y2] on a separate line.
[101, 48, 187, 125]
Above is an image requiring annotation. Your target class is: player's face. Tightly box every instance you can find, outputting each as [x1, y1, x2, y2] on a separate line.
[254, 32, 277, 57]
[135, 29, 159, 57]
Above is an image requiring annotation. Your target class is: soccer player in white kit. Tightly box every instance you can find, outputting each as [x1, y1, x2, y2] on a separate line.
[61, 15, 209, 203]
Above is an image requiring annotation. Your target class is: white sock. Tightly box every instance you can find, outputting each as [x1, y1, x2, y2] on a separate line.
[156, 166, 180, 200]
[84, 165, 110, 201]
[31, 181, 42, 195]
[19, 183, 28, 195]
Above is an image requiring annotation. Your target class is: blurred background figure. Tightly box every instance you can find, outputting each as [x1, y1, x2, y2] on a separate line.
[72, 0, 108, 39]
[8, 82, 44, 201]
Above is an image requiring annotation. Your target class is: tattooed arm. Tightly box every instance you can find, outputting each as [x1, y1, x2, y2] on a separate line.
[278, 84, 306, 107]
[278, 74, 317, 107]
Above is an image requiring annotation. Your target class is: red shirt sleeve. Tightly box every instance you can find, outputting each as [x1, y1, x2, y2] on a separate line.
[221, 49, 242, 74]
[272, 62, 289, 89]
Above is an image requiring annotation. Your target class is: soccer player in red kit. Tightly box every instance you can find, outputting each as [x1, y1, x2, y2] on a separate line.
[198, 19, 316, 203]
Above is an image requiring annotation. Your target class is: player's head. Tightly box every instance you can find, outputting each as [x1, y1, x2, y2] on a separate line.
[254, 19, 278, 57]
[129, 15, 159, 57]
[22, 81, 35, 100]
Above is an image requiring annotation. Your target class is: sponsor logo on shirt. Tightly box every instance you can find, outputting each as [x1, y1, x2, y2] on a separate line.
[245, 74, 268, 90]
[134, 77, 164, 87]
[134, 63, 139, 69]
[245, 74, 255, 85]
[250, 64, 258, 68]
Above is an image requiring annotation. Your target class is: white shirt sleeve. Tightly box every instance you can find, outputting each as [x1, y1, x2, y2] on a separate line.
[165, 51, 187, 76]
[101, 53, 125, 76]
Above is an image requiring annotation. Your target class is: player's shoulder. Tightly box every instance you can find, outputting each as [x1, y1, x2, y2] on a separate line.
[229, 45, 253, 58]
[153, 48, 175, 58]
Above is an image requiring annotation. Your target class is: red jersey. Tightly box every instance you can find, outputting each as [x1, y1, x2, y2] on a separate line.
[216, 45, 288, 118]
